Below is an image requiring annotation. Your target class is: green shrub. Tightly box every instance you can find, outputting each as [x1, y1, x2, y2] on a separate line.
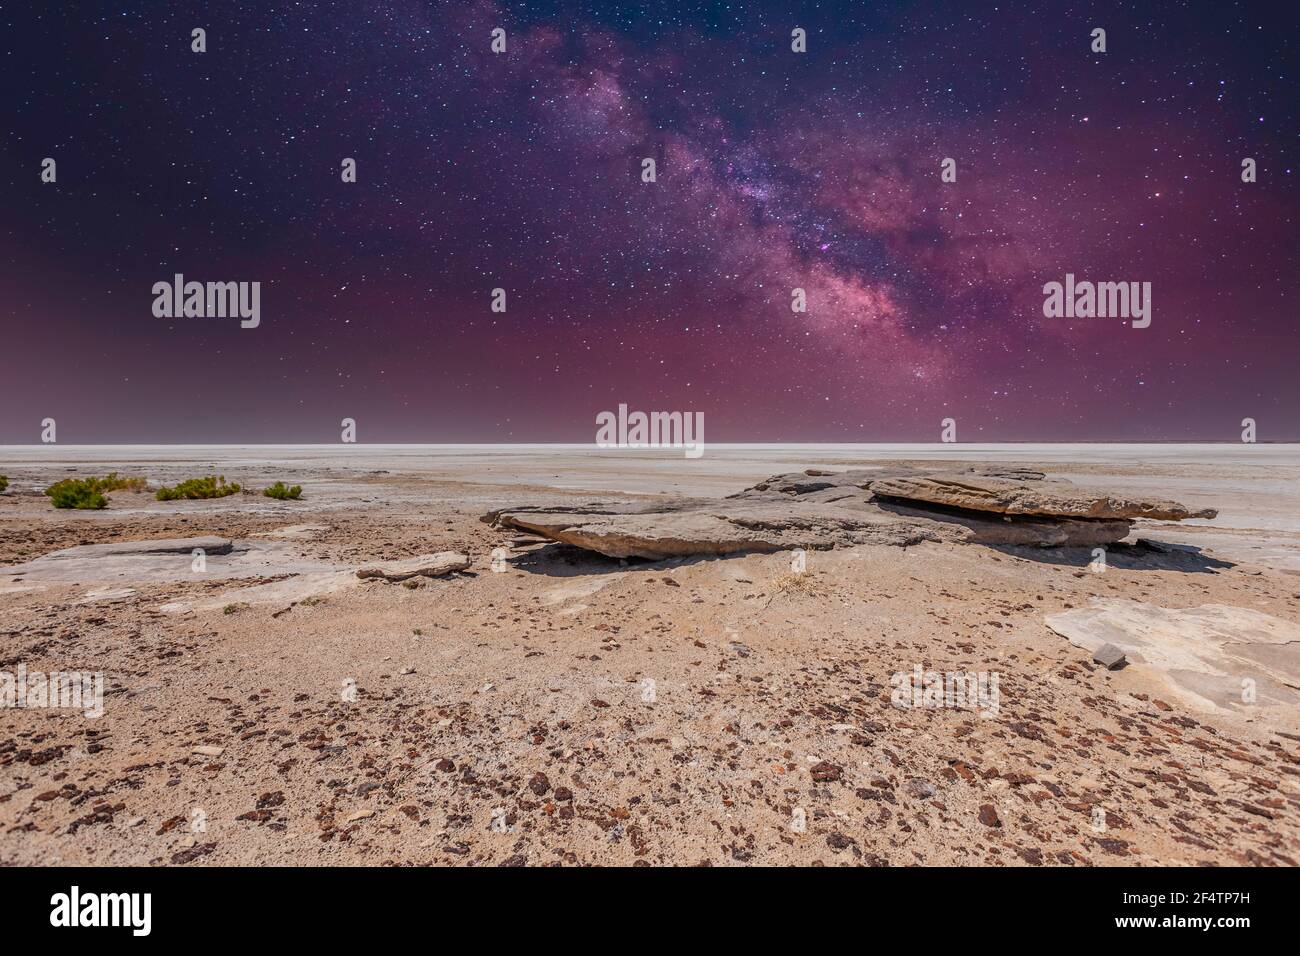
[86, 472, 148, 493]
[263, 481, 303, 500]
[0, 475, 8, 493]
[43, 472, 148, 508]
[155, 475, 241, 501]
[45, 478, 109, 509]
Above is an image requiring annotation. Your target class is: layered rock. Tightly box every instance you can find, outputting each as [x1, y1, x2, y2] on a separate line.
[486, 500, 941, 559]
[728, 465, 1047, 501]
[482, 465, 1206, 559]
[867, 474, 1217, 521]
[487, 500, 1134, 559]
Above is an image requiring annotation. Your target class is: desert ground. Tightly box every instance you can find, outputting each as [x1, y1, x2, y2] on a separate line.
[0, 444, 1297, 866]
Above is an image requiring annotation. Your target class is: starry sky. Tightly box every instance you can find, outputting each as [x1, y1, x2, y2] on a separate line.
[2, 0, 1297, 443]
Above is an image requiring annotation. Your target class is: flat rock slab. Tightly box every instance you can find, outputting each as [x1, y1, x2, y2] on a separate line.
[47, 536, 235, 557]
[74, 587, 139, 605]
[1, 538, 335, 585]
[1046, 599, 1300, 712]
[356, 551, 471, 581]
[1139, 529, 1300, 574]
[540, 574, 624, 606]
[170, 570, 360, 613]
[868, 474, 1216, 521]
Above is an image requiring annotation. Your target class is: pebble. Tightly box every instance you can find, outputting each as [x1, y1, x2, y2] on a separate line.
[904, 778, 936, 799]
[810, 761, 842, 783]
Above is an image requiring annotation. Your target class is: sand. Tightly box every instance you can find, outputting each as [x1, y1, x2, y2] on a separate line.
[0, 444, 1296, 866]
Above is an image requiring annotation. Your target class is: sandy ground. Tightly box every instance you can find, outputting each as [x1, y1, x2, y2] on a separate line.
[0, 445, 1297, 866]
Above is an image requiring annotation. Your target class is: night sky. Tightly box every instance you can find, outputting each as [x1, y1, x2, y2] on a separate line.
[2, 1, 1297, 443]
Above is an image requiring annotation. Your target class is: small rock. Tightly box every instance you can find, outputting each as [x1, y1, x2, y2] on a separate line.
[1092, 643, 1127, 670]
[826, 831, 854, 850]
[904, 778, 936, 799]
[356, 551, 470, 582]
[978, 804, 1001, 828]
[810, 761, 842, 783]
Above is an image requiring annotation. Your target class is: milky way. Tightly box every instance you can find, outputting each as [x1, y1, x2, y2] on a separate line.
[2, 1, 1296, 441]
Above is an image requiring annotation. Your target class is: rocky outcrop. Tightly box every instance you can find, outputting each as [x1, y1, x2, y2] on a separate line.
[481, 465, 1200, 559]
[867, 474, 1217, 521]
[355, 551, 471, 581]
[487, 500, 1132, 559]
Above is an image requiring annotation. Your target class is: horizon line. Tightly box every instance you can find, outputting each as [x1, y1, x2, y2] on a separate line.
[3, 440, 1298, 449]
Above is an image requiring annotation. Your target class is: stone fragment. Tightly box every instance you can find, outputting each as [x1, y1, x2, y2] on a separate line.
[810, 761, 842, 783]
[1092, 643, 1128, 670]
[904, 778, 937, 799]
[356, 551, 470, 581]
